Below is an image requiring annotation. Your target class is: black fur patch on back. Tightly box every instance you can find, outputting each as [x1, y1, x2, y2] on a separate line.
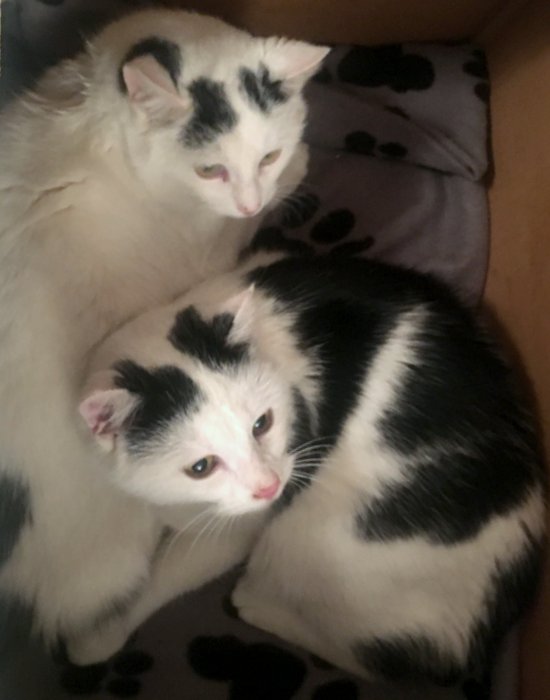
[356, 304, 541, 545]
[354, 531, 543, 684]
[467, 530, 544, 673]
[182, 79, 237, 147]
[0, 472, 32, 567]
[169, 307, 248, 370]
[247, 257, 398, 464]
[353, 634, 462, 686]
[114, 360, 202, 453]
[239, 63, 287, 113]
[119, 36, 182, 92]
[356, 452, 538, 545]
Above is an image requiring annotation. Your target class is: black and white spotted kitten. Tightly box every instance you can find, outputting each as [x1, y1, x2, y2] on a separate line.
[83, 250, 546, 684]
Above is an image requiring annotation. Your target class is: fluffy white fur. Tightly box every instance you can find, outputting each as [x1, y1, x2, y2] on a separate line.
[0, 8, 326, 663]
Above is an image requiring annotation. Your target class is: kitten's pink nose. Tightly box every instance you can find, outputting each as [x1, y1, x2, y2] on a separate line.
[237, 202, 260, 217]
[253, 477, 281, 500]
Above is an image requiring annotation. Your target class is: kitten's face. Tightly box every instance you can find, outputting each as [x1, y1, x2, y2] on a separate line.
[181, 111, 304, 218]
[119, 34, 328, 218]
[81, 360, 295, 516]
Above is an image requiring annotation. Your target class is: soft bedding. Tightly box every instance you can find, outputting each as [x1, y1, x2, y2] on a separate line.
[1, 3, 501, 698]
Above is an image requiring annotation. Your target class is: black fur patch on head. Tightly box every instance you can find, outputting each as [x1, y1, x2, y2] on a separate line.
[0, 473, 32, 567]
[119, 36, 182, 92]
[353, 634, 462, 685]
[169, 306, 248, 371]
[239, 63, 288, 113]
[182, 78, 237, 147]
[114, 360, 202, 453]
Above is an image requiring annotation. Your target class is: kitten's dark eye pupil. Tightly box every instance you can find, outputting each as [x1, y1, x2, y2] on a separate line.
[186, 456, 217, 479]
[193, 459, 208, 473]
[253, 409, 273, 438]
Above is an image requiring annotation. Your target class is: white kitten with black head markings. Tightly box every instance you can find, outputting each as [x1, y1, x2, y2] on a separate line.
[81, 248, 545, 684]
[74, 270, 297, 660]
[0, 8, 327, 664]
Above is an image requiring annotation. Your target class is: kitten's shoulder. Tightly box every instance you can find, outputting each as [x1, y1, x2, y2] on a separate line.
[243, 253, 463, 311]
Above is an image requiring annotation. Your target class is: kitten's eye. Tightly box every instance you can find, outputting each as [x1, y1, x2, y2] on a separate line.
[259, 150, 281, 168]
[194, 164, 228, 181]
[252, 409, 273, 439]
[185, 455, 218, 479]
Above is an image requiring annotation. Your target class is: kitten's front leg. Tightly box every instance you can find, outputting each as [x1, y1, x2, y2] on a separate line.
[232, 575, 358, 677]
[123, 512, 265, 635]
[232, 575, 318, 650]
[66, 618, 130, 666]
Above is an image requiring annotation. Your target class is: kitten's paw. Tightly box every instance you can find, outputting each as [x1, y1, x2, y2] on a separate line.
[66, 621, 129, 666]
[231, 583, 280, 634]
[230, 577, 258, 616]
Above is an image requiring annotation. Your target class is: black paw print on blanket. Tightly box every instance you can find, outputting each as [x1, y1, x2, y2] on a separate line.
[337, 45, 435, 92]
[463, 49, 490, 104]
[244, 192, 374, 260]
[188, 634, 364, 700]
[344, 130, 409, 160]
[58, 648, 154, 697]
[187, 634, 307, 699]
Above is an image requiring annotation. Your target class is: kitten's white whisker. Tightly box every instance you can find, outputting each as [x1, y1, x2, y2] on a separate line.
[158, 506, 217, 566]
[184, 511, 221, 563]
[290, 437, 333, 456]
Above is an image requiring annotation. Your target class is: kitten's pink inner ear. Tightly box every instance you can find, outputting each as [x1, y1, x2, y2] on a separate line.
[267, 41, 331, 80]
[79, 397, 114, 436]
[215, 285, 256, 342]
[122, 56, 190, 118]
[79, 389, 137, 437]
[230, 284, 254, 338]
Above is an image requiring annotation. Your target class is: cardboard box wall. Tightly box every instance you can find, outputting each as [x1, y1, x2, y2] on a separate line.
[162, 1, 550, 698]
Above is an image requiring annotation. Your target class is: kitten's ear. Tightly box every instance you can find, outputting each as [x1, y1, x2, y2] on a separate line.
[122, 55, 191, 123]
[263, 39, 330, 84]
[220, 285, 256, 342]
[79, 386, 139, 452]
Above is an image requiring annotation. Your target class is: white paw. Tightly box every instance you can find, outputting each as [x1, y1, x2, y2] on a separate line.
[231, 586, 277, 634]
[66, 621, 129, 665]
[230, 577, 258, 613]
